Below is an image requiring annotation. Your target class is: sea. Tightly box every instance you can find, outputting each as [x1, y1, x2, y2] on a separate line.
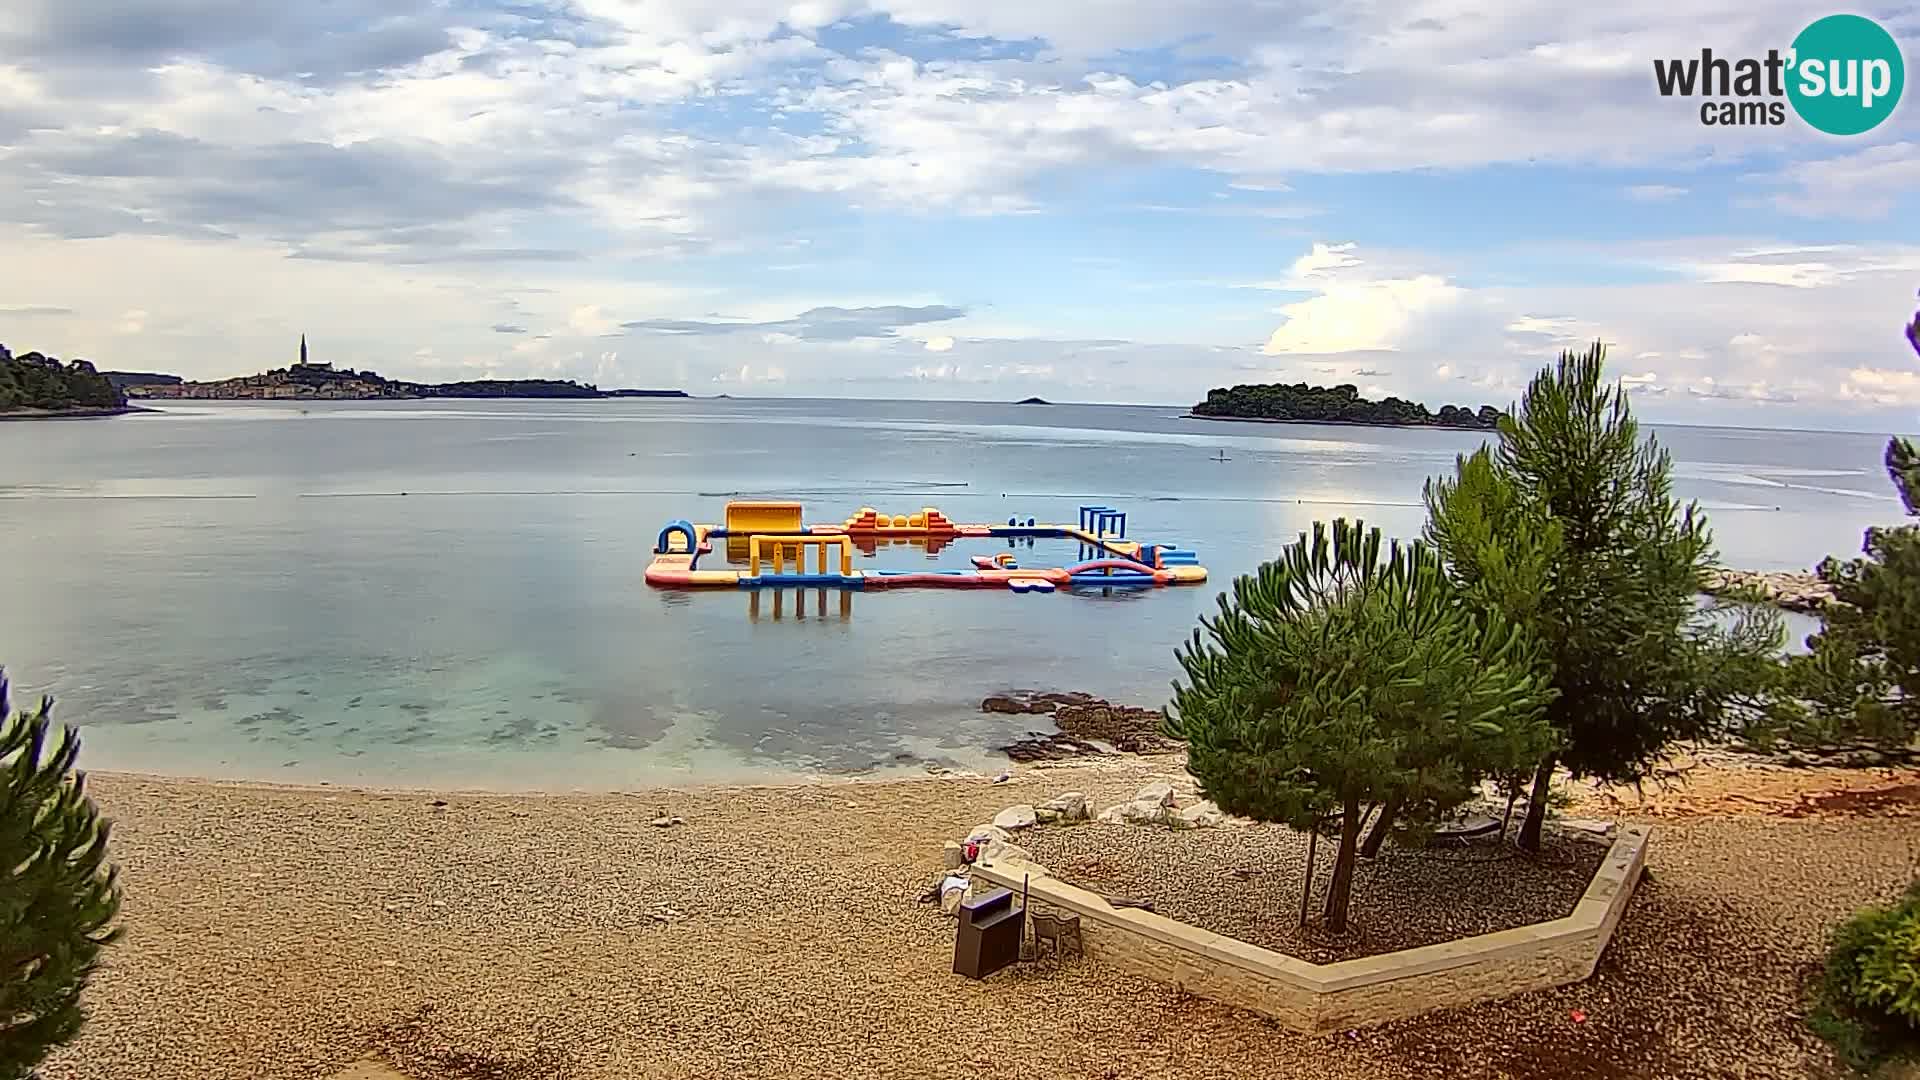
[0, 399, 1906, 790]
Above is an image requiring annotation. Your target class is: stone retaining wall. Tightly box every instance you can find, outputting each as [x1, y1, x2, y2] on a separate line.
[973, 825, 1649, 1032]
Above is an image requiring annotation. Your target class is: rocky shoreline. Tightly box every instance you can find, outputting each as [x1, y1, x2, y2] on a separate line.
[1701, 567, 1836, 613]
[982, 691, 1180, 761]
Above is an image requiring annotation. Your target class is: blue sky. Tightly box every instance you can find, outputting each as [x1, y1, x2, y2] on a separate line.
[0, 0, 1917, 429]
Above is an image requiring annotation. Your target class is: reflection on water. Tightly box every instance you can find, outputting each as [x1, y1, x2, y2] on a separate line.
[748, 589, 855, 622]
[0, 398, 1906, 790]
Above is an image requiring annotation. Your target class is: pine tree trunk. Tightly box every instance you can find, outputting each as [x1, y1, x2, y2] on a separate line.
[1299, 823, 1319, 927]
[1359, 794, 1401, 858]
[1323, 797, 1363, 932]
[1516, 754, 1557, 853]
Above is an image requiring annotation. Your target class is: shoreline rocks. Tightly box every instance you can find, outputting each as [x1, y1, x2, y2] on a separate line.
[985, 691, 1182, 761]
[1701, 568, 1836, 613]
[1095, 784, 1237, 831]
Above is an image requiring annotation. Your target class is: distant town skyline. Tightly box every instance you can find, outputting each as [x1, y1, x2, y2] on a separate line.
[0, 1, 1916, 431]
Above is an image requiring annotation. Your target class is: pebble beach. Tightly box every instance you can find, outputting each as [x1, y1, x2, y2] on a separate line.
[42, 755, 1920, 1080]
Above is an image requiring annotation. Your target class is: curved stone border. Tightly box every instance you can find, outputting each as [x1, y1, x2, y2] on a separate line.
[972, 824, 1649, 1032]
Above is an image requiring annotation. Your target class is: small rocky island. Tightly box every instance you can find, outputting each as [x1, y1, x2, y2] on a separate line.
[1014, 396, 1051, 405]
[1190, 382, 1501, 430]
[0, 343, 136, 418]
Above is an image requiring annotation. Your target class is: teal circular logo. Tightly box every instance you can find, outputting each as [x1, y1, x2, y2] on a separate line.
[1787, 14, 1904, 135]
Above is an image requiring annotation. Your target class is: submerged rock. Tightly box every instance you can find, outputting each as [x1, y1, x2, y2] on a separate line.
[994, 732, 1105, 762]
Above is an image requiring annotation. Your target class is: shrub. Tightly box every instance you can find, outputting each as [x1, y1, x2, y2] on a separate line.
[1811, 880, 1920, 1073]
[0, 672, 122, 1079]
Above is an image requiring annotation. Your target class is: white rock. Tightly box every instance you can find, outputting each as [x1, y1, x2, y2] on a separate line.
[993, 804, 1038, 830]
[980, 840, 1034, 866]
[1123, 799, 1174, 826]
[1135, 781, 1176, 807]
[966, 823, 1012, 846]
[1178, 801, 1225, 829]
[1095, 803, 1129, 824]
[942, 840, 964, 869]
[940, 883, 967, 916]
[1041, 792, 1090, 820]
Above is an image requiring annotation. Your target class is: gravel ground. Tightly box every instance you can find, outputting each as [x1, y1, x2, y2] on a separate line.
[1018, 824, 1606, 963]
[40, 759, 1920, 1080]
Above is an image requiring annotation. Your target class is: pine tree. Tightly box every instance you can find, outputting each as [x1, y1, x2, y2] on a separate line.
[1776, 305, 1920, 746]
[0, 673, 122, 1079]
[1168, 519, 1555, 931]
[1426, 343, 1778, 851]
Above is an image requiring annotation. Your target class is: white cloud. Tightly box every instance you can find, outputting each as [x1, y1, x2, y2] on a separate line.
[1625, 184, 1686, 201]
[568, 305, 617, 336]
[1766, 143, 1920, 221]
[1840, 367, 1920, 406]
[1679, 245, 1920, 290]
[1, 0, 1915, 425]
[1262, 243, 1465, 354]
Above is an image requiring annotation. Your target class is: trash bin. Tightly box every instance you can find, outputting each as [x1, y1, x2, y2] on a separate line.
[952, 887, 1022, 979]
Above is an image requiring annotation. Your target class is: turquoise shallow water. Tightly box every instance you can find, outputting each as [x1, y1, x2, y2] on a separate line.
[0, 399, 1899, 789]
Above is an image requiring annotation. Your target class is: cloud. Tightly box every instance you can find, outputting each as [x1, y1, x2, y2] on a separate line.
[623, 304, 965, 342]
[1839, 367, 1920, 407]
[568, 306, 617, 336]
[1625, 184, 1686, 201]
[1, 0, 462, 80]
[1, 0, 1915, 425]
[0, 305, 75, 316]
[1, 128, 585, 261]
[713, 363, 788, 385]
[491, 323, 526, 334]
[1262, 244, 1465, 354]
[1765, 143, 1920, 221]
[1676, 244, 1920, 290]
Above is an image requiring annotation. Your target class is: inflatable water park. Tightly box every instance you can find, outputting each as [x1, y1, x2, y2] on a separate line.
[645, 501, 1207, 594]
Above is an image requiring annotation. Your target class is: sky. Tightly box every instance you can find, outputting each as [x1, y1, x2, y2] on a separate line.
[1, 1, 1918, 430]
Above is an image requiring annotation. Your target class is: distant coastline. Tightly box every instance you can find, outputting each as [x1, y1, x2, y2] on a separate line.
[1, 343, 131, 418]
[0, 404, 155, 421]
[128, 363, 688, 402]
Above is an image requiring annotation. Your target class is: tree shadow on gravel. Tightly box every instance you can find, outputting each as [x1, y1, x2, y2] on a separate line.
[1346, 872, 1843, 1080]
[369, 1004, 570, 1080]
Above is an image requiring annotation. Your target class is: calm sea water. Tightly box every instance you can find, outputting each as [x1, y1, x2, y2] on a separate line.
[0, 399, 1905, 790]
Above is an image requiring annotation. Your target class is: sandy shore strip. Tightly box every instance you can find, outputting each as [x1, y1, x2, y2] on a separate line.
[45, 757, 1920, 1080]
